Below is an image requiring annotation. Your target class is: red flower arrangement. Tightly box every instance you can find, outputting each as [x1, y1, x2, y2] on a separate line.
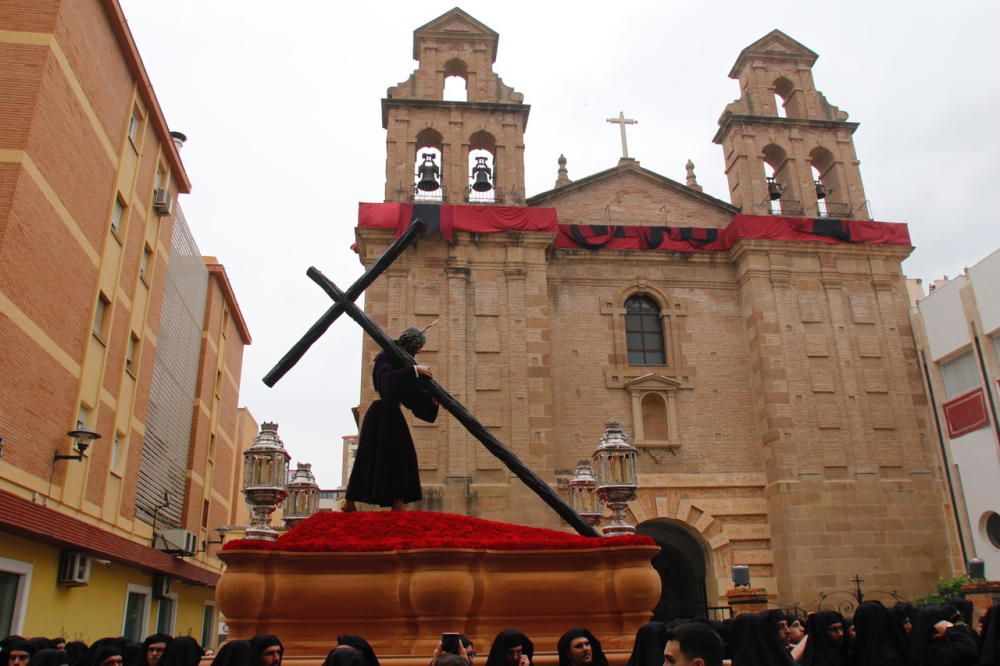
[223, 511, 653, 552]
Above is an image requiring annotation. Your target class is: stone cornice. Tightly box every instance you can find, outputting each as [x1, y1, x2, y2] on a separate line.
[381, 98, 530, 130]
[713, 113, 860, 144]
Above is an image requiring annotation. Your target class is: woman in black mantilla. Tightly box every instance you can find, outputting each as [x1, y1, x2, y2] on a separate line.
[343, 326, 438, 512]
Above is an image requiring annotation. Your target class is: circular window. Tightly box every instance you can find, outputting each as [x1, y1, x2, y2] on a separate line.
[985, 512, 1000, 549]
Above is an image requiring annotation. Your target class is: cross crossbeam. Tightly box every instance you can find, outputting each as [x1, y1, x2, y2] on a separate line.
[265, 219, 600, 537]
[262, 219, 426, 387]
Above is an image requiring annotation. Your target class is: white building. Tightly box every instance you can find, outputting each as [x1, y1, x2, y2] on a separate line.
[911, 249, 1000, 577]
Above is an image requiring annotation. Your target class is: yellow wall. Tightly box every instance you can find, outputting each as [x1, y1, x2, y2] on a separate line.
[1, 532, 216, 644]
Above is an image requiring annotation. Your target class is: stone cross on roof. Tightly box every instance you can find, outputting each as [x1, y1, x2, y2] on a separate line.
[607, 111, 637, 159]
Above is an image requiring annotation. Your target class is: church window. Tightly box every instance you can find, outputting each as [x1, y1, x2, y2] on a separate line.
[940, 351, 980, 399]
[625, 295, 665, 365]
[984, 511, 1000, 549]
[443, 58, 468, 102]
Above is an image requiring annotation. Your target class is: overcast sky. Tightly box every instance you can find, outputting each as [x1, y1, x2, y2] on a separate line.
[118, 1, 1000, 488]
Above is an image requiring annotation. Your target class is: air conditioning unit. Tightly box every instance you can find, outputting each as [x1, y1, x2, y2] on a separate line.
[157, 528, 198, 556]
[58, 551, 91, 587]
[153, 574, 172, 599]
[152, 188, 173, 217]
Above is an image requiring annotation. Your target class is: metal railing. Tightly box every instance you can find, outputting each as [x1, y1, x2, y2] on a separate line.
[818, 201, 852, 218]
[465, 183, 503, 204]
[411, 184, 446, 203]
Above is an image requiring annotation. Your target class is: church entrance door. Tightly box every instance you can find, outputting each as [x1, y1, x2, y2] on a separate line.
[637, 520, 709, 622]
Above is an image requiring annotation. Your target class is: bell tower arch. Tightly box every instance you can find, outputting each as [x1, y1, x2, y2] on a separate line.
[713, 30, 869, 219]
[381, 8, 529, 205]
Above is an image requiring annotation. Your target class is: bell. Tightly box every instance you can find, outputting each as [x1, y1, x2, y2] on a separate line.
[767, 176, 782, 201]
[416, 153, 440, 192]
[814, 180, 827, 200]
[471, 156, 493, 192]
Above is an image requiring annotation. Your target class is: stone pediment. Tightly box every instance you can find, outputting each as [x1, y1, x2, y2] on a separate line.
[526, 159, 737, 223]
[728, 29, 818, 77]
[413, 8, 499, 60]
[624, 373, 682, 392]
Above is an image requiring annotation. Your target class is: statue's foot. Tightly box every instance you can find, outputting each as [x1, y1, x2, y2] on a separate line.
[390, 499, 405, 512]
[341, 499, 357, 512]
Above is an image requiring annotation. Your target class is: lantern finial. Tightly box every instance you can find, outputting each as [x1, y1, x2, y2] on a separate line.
[242, 421, 291, 541]
[593, 421, 639, 536]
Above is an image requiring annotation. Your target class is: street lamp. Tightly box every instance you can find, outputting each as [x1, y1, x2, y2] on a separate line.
[593, 421, 639, 536]
[284, 462, 320, 529]
[54, 428, 101, 463]
[568, 458, 602, 527]
[242, 422, 290, 541]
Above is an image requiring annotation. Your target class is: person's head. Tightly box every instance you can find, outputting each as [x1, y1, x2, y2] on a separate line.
[249, 637, 283, 666]
[397, 327, 426, 356]
[484, 630, 533, 666]
[435, 656, 466, 666]
[92, 648, 122, 666]
[826, 621, 845, 647]
[764, 610, 790, 644]
[787, 619, 805, 644]
[321, 647, 364, 666]
[143, 635, 172, 666]
[5, 641, 33, 666]
[51, 642, 66, 653]
[209, 640, 252, 666]
[26, 650, 69, 666]
[159, 637, 201, 666]
[663, 623, 724, 666]
[557, 630, 605, 666]
[334, 637, 378, 666]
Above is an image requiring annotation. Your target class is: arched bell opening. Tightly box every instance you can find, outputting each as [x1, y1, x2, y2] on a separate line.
[637, 519, 713, 622]
[762, 143, 799, 215]
[773, 77, 803, 118]
[809, 146, 848, 218]
[414, 128, 444, 202]
[443, 58, 468, 102]
[467, 130, 497, 203]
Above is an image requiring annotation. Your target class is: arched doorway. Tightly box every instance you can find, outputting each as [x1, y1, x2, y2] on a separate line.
[637, 520, 709, 622]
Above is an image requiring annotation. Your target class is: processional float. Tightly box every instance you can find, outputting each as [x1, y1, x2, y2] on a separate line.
[217, 219, 660, 655]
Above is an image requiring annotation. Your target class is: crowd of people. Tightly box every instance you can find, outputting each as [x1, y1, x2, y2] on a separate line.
[2, 600, 998, 666]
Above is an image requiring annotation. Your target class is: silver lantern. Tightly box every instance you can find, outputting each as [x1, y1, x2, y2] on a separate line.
[284, 462, 320, 528]
[593, 421, 639, 536]
[242, 422, 290, 541]
[568, 458, 602, 526]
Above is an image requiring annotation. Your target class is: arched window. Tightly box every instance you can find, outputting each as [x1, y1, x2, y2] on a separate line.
[443, 58, 468, 102]
[625, 295, 665, 365]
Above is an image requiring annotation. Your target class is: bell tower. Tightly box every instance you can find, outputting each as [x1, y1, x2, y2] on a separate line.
[382, 8, 529, 205]
[713, 30, 870, 219]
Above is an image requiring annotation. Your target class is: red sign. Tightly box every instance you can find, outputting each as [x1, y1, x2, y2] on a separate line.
[943, 388, 990, 439]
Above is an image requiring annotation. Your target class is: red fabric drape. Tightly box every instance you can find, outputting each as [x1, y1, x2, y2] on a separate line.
[357, 204, 911, 252]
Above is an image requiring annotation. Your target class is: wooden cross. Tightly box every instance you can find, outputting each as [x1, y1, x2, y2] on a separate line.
[607, 111, 638, 159]
[264, 219, 600, 537]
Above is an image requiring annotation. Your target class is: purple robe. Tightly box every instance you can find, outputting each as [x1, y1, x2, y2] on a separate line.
[346, 352, 439, 506]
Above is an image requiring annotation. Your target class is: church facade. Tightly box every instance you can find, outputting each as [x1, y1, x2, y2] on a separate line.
[353, 9, 962, 613]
